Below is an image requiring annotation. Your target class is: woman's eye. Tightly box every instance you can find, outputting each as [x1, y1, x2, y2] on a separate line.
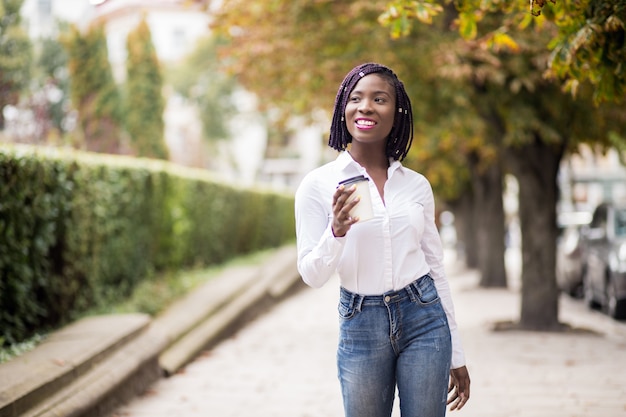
[350, 96, 360, 102]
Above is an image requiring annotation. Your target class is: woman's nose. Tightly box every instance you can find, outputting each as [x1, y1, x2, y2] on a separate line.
[358, 99, 373, 112]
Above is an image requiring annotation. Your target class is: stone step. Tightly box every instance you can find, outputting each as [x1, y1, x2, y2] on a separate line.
[0, 314, 151, 417]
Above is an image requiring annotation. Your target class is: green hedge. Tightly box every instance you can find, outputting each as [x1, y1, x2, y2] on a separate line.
[0, 145, 295, 345]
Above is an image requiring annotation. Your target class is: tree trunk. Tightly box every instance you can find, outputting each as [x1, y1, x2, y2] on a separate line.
[506, 135, 564, 330]
[469, 84, 508, 287]
[470, 160, 507, 287]
[449, 190, 479, 269]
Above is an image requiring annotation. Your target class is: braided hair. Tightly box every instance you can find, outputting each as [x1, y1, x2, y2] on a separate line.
[328, 62, 414, 161]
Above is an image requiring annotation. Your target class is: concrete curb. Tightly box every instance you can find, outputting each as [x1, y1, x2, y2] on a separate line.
[0, 244, 302, 417]
[0, 314, 154, 417]
[158, 244, 302, 375]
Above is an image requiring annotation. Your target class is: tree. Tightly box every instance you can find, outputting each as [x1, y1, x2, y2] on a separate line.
[29, 36, 71, 142]
[62, 23, 123, 154]
[381, 0, 626, 329]
[0, 0, 32, 129]
[166, 34, 236, 144]
[125, 17, 168, 160]
[379, 0, 626, 103]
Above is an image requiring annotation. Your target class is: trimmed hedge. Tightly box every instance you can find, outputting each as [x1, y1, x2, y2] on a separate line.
[0, 145, 295, 345]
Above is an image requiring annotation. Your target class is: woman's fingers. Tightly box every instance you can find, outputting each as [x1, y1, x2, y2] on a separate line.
[332, 184, 359, 237]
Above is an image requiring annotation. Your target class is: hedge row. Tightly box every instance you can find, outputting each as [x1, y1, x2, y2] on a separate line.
[0, 145, 296, 345]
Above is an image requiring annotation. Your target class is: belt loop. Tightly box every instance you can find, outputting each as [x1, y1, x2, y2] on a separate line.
[406, 281, 419, 303]
[354, 294, 364, 312]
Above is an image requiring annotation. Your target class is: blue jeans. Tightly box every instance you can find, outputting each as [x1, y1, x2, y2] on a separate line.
[337, 274, 452, 417]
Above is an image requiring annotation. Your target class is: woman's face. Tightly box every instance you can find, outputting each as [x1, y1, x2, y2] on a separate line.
[344, 73, 396, 146]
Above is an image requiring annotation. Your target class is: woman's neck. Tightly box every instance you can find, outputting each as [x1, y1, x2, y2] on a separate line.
[347, 148, 389, 202]
[348, 148, 389, 171]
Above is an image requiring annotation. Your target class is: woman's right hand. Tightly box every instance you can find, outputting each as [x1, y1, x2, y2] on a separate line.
[331, 184, 360, 237]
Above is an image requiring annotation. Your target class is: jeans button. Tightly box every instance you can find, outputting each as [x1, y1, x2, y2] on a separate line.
[384, 295, 391, 302]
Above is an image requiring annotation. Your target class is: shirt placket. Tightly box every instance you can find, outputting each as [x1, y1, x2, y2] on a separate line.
[382, 210, 393, 290]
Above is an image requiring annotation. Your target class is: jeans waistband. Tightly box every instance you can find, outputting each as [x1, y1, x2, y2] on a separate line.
[339, 274, 431, 308]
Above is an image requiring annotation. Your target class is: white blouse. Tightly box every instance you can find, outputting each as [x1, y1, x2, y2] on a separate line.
[295, 151, 466, 369]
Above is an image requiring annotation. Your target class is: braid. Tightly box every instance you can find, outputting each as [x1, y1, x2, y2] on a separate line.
[328, 63, 414, 161]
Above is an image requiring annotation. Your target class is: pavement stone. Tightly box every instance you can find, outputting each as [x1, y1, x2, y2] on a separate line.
[109, 250, 626, 417]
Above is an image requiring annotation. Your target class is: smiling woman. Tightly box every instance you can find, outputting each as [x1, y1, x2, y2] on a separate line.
[295, 62, 471, 417]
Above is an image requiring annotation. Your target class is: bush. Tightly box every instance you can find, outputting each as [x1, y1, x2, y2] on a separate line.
[0, 145, 295, 344]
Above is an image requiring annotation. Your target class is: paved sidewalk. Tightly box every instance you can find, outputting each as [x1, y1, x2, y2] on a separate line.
[110, 252, 626, 417]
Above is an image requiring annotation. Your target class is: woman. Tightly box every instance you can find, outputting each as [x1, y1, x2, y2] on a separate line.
[294, 63, 470, 417]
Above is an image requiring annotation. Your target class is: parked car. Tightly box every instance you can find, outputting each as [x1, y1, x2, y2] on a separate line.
[556, 211, 592, 297]
[580, 202, 626, 319]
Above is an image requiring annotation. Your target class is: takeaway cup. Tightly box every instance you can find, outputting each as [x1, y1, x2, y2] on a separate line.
[338, 175, 374, 222]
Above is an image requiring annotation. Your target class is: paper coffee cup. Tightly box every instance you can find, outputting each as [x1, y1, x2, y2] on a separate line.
[338, 175, 374, 222]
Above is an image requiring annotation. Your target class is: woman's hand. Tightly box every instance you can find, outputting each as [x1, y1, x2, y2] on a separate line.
[331, 184, 360, 237]
[448, 366, 470, 411]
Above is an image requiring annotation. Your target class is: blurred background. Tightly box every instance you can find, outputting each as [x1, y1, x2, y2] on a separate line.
[3, 0, 624, 193]
[2, 3, 626, 416]
[8, 1, 624, 193]
[2, 0, 626, 349]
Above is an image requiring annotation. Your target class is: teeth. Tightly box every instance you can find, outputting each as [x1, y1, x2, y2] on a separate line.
[356, 120, 375, 126]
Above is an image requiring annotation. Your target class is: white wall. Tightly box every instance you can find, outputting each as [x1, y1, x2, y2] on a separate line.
[21, 0, 96, 38]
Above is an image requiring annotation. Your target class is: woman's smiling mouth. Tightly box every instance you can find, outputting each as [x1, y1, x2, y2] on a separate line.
[355, 118, 377, 129]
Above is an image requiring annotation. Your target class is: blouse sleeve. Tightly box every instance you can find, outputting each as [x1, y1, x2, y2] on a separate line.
[294, 173, 345, 288]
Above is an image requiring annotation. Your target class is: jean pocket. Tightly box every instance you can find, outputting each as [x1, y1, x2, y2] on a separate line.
[414, 275, 440, 305]
[338, 297, 357, 320]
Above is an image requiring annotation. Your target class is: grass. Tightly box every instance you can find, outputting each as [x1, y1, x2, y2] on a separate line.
[93, 248, 274, 317]
[0, 248, 275, 364]
[0, 334, 45, 364]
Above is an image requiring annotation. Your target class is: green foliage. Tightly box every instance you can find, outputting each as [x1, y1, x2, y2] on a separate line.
[0, 0, 33, 126]
[61, 24, 123, 153]
[378, 1, 444, 38]
[125, 18, 168, 159]
[379, 0, 626, 104]
[0, 145, 295, 345]
[547, 0, 626, 103]
[0, 333, 44, 364]
[166, 35, 236, 143]
[0, 150, 73, 344]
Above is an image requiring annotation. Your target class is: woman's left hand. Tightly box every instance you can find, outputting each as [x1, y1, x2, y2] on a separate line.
[448, 366, 470, 411]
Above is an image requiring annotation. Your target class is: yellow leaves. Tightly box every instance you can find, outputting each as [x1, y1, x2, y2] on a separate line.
[415, 1, 443, 24]
[378, 1, 443, 38]
[458, 12, 478, 40]
[486, 30, 521, 53]
[378, 5, 411, 39]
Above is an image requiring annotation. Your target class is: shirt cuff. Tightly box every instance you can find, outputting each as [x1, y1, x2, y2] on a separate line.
[450, 327, 466, 369]
[320, 224, 346, 264]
